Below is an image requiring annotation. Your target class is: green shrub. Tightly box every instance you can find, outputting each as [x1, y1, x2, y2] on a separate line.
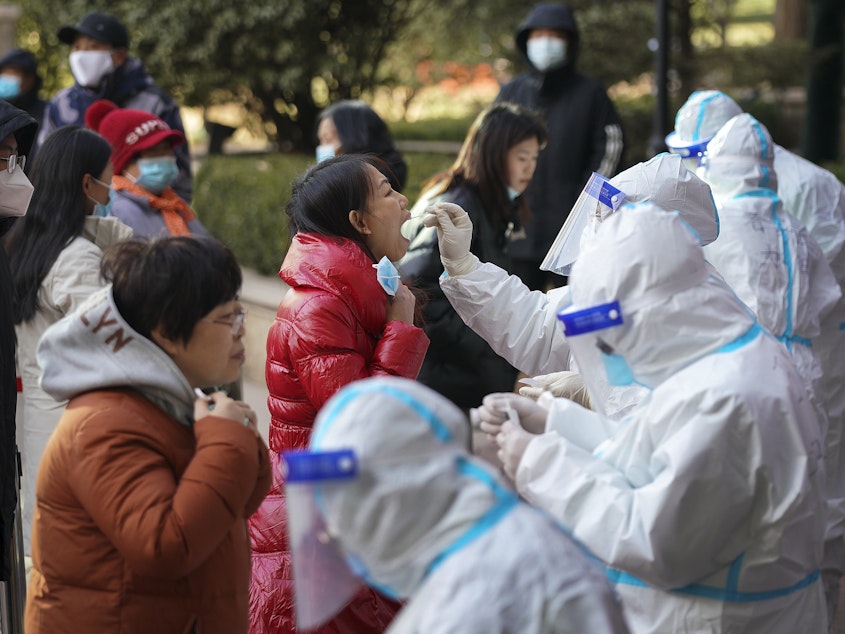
[194, 153, 311, 276]
[391, 115, 476, 143]
[195, 150, 457, 275]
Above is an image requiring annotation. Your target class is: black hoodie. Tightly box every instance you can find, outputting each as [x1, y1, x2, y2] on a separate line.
[0, 98, 36, 581]
[497, 2, 624, 264]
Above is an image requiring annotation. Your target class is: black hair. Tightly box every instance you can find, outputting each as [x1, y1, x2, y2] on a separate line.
[101, 234, 242, 344]
[286, 154, 394, 260]
[424, 102, 547, 232]
[9, 126, 112, 323]
[318, 100, 408, 191]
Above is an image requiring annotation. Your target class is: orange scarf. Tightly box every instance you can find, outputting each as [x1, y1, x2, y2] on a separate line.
[113, 175, 197, 236]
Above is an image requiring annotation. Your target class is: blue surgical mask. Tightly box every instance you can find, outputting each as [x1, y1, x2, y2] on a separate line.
[87, 177, 114, 217]
[94, 186, 115, 217]
[316, 144, 336, 163]
[507, 186, 520, 201]
[596, 338, 635, 386]
[0, 75, 21, 100]
[132, 156, 178, 194]
[373, 256, 400, 296]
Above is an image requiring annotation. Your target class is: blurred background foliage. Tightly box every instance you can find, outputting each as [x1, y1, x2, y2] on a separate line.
[20, 0, 809, 153]
[17, 0, 836, 274]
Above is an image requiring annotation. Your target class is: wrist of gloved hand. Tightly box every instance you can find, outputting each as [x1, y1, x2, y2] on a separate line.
[496, 420, 533, 481]
[440, 253, 478, 277]
[519, 371, 592, 410]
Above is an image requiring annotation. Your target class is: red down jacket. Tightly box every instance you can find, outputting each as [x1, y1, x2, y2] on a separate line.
[248, 233, 429, 633]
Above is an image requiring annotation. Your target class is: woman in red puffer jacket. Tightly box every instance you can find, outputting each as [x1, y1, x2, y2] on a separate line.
[248, 155, 429, 633]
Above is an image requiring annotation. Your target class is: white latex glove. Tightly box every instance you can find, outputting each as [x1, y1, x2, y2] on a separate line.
[519, 371, 592, 410]
[496, 420, 534, 481]
[476, 392, 548, 436]
[422, 201, 477, 276]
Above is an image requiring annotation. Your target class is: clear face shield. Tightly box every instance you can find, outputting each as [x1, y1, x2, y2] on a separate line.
[283, 449, 363, 631]
[540, 172, 626, 276]
[556, 300, 631, 417]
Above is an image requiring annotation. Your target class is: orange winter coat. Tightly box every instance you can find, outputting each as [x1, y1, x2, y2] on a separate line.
[25, 388, 272, 633]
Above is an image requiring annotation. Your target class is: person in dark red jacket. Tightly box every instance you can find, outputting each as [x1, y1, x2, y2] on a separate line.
[248, 154, 429, 633]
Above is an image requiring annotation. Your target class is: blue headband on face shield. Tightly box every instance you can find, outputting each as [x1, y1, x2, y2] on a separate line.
[665, 137, 711, 163]
[557, 301, 638, 387]
[557, 300, 624, 336]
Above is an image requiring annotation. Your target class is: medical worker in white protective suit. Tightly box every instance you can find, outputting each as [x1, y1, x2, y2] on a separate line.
[427, 152, 718, 418]
[473, 205, 828, 633]
[669, 91, 845, 623]
[283, 376, 630, 634]
[699, 112, 839, 465]
[680, 103, 845, 619]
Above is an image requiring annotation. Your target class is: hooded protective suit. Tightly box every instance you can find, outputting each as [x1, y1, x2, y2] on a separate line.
[699, 114, 843, 551]
[516, 205, 827, 633]
[667, 95, 845, 547]
[303, 376, 630, 634]
[439, 154, 717, 415]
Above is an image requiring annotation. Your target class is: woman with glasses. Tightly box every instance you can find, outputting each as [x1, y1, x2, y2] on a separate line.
[25, 234, 271, 633]
[7, 125, 133, 557]
[248, 155, 429, 633]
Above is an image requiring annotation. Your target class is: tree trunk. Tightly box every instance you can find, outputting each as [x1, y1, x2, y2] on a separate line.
[775, 0, 808, 40]
[804, 0, 844, 162]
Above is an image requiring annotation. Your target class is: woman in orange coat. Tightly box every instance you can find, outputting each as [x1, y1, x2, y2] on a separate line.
[25, 235, 271, 633]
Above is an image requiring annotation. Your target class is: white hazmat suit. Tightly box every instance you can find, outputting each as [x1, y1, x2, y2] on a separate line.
[668, 93, 845, 552]
[490, 206, 828, 633]
[700, 112, 840, 463]
[295, 376, 630, 634]
[694, 110, 845, 621]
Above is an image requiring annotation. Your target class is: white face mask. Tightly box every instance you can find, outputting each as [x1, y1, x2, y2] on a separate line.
[0, 167, 34, 217]
[526, 36, 567, 72]
[69, 50, 115, 88]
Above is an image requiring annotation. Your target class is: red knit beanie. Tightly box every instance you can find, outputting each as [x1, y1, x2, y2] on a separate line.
[85, 100, 185, 174]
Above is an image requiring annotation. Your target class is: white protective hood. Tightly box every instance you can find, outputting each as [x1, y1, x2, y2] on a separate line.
[568, 203, 754, 389]
[608, 153, 719, 245]
[664, 90, 742, 161]
[699, 113, 777, 202]
[309, 376, 509, 599]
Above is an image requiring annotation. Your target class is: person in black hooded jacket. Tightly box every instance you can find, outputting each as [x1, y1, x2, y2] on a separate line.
[0, 98, 37, 583]
[397, 103, 546, 411]
[497, 2, 625, 291]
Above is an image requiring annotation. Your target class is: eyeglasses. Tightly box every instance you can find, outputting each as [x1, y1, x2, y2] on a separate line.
[203, 308, 247, 335]
[0, 154, 25, 174]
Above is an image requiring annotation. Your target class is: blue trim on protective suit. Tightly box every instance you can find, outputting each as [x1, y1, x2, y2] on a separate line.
[313, 382, 454, 447]
[694, 93, 721, 141]
[425, 458, 519, 578]
[606, 563, 820, 603]
[736, 189, 795, 348]
[715, 322, 763, 353]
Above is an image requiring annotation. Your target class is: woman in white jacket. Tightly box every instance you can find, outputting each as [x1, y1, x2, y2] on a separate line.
[8, 125, 132, 554]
